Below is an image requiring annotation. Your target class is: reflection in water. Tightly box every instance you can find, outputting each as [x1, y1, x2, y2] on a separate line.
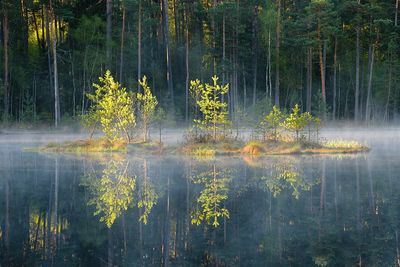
[84, 160, 136, 228]
[1, 145, 400, 266]
[260, 157, 319, 199]
[190, 163, 230, 227]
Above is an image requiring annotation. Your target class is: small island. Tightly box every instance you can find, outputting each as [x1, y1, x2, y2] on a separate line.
[41, 72, 369, 156]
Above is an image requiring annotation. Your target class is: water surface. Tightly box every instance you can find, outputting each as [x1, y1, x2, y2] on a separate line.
[1, 129, 400, 266]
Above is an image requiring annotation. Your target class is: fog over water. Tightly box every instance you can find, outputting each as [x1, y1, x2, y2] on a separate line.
[1, 127, 400, 266]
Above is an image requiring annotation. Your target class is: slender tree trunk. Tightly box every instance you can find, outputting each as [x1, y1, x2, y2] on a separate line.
[119, 5, 126, 83]
[222, 14, 226, 87]
[355, 28, 360, 121]
[252, 5, 258, 108]
[41, 6, 45, 49]
[106, 0, 112, 69]
[49, 2, 60, 127]
[32, 10, 42, 50]
[365, 44, 375, 122]
[3, 6, 9, 121]
[268, 30, 272, 99]
[384, 54, 392, 121]
[138, 0, 142, 92]
[45, 6, 54, 108]
[396, 0, 399, 27]
[275, 0, 281, 107]
[70, 52, 77, 118]
[317, 15, 326, 119]
[333, 37, 337, 120]
[306, 47, 312, 113]
[185, 5, 189, 124]
[162, 0, 175, 112]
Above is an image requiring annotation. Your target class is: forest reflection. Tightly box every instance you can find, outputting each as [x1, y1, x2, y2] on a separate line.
[1, 150, 399, 266]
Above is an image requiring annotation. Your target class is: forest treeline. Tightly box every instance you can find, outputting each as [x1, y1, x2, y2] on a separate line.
[0, 0, 399, 126]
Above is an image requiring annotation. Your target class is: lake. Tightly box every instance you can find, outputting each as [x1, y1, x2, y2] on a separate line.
[1, 128, 400, 266]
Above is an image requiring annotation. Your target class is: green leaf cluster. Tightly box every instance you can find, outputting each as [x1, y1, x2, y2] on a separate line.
[137, 76, 158, 142]
[84, 70, 136, 143]
[190, 76, 230, 141]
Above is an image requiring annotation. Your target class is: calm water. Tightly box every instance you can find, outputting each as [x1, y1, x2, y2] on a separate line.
[1, 129, 400, 266]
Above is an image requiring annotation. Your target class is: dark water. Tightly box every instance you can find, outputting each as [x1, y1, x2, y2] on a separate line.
[1, 130, 400, 266]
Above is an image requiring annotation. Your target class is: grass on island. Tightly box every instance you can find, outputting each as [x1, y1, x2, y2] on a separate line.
[41, 138, 128, 153]
[180, 135, 369, 157]
[180, 140, 244, 157]
[40, 137, 164, 154]
[241, 139, 369, 155]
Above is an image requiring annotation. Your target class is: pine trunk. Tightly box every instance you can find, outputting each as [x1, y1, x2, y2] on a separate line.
[119, 6, 126, 83]
[332, 37, 337, 120]
[365, 44, 375, 122]
[275, 0, 281, 107]
[138, 0, 142, 92]
[306, 47, 312, 113]
[50, 3, 60, 127]
[162, 0, 175, 111]
[3, 7, 9, 121]
[355, 28, 360, 121]
[185, 5, 189, 124]
[106, 0, 112, 69]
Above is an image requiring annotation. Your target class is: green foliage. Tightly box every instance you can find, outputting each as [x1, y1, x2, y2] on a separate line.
[260, 105, 284, 141]
[84, 71, 136, 143]
[281, 104, 307, 140]
[138, 76, 158, 142]
[191, 76, 230, 142]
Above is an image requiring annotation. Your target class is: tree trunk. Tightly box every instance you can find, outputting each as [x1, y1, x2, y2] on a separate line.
[32, 10, 43, 50]
[185, 5, 189, 124]
[106, 0, 112, 69]
[70, 52, 77, 118]
[252, 5, 258, 108]
[45, 6, 54, 111]
[306, 47, 312, 113]
[222, 14, 226, 86]
[3, 6, 9, 121]
[275, 0, 281, 107]
[365, 44, 375, 122]
[119, 5, 126, 83]
[49, 2, 60, 127]
[317, 15, 326, 119]
[384, 55, 392, 121]
[138, 0, 142, 92]
[332, 37, 337, 120]
[355, 28, 360, 121]
[162, 0, 175, 111]
[396, 0, 399, 27]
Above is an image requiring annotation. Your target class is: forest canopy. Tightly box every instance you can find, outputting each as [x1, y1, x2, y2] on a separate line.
[0, 0, 399, 126]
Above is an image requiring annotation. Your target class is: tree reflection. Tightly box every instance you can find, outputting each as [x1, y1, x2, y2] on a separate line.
[137, 159, 158, 224]
[84, 160, 136, 228]
[261, 158, 318, 199]
[191, 163, 230, 227]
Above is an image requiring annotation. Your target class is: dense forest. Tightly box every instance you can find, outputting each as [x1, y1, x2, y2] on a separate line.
[0, 0, 399, 126]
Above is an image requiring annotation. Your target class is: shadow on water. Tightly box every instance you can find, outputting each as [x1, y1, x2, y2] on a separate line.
[1, 138, 400, 266]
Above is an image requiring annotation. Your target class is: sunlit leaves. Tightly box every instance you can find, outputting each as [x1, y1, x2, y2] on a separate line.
[83, 71, 136, 143]
[137, 76, 158, 142]
[190, 76, 230, 140]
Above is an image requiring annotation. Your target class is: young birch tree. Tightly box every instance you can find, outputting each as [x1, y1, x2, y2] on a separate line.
[138, 76, 158, 142]
[192, 76, 229, 142]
